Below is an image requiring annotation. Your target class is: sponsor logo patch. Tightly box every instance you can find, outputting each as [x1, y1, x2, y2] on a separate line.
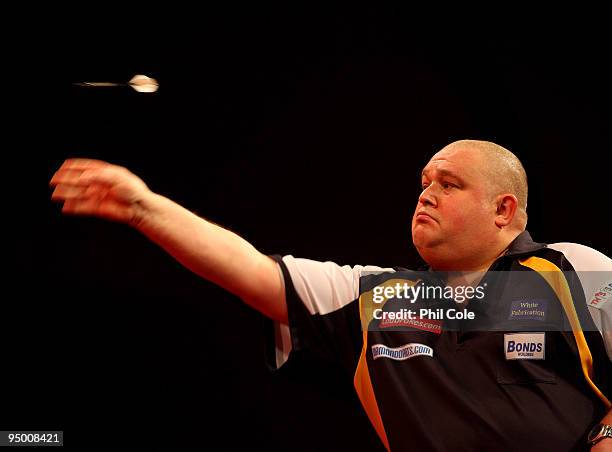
[504, 333, 545, 360]
[508, 299, 548, 321]
[589, 280, 612, 310]
[379, 316, 443, 334]
[371, 343, 434, 361]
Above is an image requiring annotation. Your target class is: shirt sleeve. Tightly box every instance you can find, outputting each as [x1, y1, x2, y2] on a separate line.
[548, 242, 612, 360]
[264, 254, 392, 370]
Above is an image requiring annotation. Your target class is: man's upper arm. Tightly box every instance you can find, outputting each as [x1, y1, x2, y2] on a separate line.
[280, 256, 391, 315]
[548, 242, 612, 360]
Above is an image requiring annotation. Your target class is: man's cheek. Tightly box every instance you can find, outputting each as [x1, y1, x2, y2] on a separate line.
[446, 209, 466, 229]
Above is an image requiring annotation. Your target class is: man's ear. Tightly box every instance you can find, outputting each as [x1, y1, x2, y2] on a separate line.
[494, 194, 518, 228]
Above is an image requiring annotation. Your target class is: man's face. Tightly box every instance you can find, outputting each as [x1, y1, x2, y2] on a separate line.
[411, 146, 498, 270]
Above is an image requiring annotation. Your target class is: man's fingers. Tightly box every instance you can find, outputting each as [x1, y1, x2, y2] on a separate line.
[50, 169, 84, 186]
[51, 158, 121, 186]
[51, 159, 108, 182]
[50, 167, 124, 188]
[61, 158, 111, 171]
[51, 184, 87, 201]
[61, 199, 90, 215]
[61, 196, 131, 223]
[61, 196, 103, 216]
[51, 183, 110, 201]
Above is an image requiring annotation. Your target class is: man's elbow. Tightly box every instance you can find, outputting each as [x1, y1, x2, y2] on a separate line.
[240, 255, 288, 324]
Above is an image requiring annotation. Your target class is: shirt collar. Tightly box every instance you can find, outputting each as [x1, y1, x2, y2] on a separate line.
[502, 230, 547, 258]
[415, 230, 547, 271]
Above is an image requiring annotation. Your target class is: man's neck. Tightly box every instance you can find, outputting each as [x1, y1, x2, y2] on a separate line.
[445, 270, 486, 289]
[438, 242, 511, 288]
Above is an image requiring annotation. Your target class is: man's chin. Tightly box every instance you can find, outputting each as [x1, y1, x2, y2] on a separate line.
[411, 230, 440, 250]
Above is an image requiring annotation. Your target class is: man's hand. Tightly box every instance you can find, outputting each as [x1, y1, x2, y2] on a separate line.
[50, 158, 151, 226]
[592, 437, 612, 451]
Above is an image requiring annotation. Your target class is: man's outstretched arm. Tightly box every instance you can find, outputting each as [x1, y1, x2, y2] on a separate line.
[50, 158, 287, 323]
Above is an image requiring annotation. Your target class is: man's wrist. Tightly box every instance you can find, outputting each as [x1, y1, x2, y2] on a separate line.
[129, 191, 163, 230]
[588, 423, 612, 446]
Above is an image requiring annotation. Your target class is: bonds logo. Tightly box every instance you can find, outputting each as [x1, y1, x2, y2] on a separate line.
[504, 333, 545, 360]
[371, 343, 433, 361]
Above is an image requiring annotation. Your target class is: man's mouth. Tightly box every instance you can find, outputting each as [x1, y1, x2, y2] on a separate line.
[415, 211, 437, 223]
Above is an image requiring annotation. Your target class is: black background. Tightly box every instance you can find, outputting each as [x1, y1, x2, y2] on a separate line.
[6, 8, 612, 451]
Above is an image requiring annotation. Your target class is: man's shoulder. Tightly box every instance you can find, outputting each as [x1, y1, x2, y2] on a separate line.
[546, 242, 612, 271]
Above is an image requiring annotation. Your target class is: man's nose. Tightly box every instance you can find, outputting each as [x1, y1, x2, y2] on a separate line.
[418, 184, 437, 207]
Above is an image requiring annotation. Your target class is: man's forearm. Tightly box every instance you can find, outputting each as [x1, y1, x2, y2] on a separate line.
[131, 192, 287, 322]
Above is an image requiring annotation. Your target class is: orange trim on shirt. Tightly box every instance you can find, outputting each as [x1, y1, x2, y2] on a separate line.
[354, 294, 390, 451]
[519, 256, 611, 409]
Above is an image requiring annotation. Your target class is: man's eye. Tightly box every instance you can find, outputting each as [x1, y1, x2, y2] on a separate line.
[421, 182, 457, 190]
